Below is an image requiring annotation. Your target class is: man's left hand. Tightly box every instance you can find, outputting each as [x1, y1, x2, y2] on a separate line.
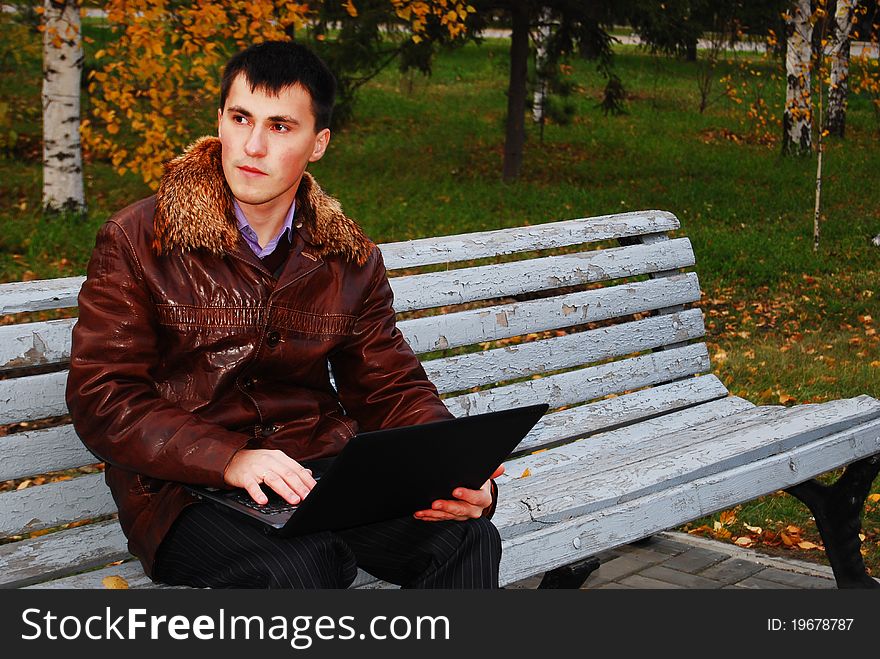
[414, 464, 504, 521]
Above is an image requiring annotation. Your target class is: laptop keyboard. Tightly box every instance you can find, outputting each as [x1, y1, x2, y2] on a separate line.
[229, 491, 299, 515]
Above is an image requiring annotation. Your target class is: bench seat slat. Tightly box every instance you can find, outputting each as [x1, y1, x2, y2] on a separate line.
[443, 342, 711, 416]
[498, 416, 880, 584]
[379, 211, 679, 269]
[389, 239, 695, 313]
[0, 472, 115, 537]
[400, 273, 701, 354]
[426, 308, 705, 394]
[495, 395, 880, 533]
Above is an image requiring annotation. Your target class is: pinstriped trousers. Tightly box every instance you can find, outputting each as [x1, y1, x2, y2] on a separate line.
[152, 503, 502, 589]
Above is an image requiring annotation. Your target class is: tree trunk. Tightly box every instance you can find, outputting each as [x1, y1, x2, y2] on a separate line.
[42, 0, 85, 213]
[532, 8, 552, 127]
[503, 1, 530, 182]
[782, 0, 813, 156]
[827, 0, 858, 138]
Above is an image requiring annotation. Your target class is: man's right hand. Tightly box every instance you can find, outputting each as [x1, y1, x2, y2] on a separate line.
[223, 449, 317, 505]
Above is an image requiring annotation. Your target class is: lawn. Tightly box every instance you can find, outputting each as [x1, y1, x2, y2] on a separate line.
[1, 25, 878, 574]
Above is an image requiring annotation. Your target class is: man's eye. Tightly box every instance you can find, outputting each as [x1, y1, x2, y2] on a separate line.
[232, 115, 248, 124]
[273, 124, 290, 133]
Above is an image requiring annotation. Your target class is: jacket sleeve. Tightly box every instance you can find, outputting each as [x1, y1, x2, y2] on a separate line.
[328, 246, 454, 432]
[65, 220, 250, 488]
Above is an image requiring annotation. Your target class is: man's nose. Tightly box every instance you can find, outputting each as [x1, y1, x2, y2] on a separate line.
[244, 126, 267, 158]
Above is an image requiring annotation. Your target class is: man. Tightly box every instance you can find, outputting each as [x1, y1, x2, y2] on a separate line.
[66, 41, 502, 589]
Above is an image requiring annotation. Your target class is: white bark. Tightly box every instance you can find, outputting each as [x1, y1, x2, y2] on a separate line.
[532, 9, 553, 125]
[782, 0, 813, 155]
[827, 0, 858, 137]
[42, 0, 85, 213]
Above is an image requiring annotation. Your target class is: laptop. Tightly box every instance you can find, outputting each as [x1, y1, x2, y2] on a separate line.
[186, 402, 548, 536]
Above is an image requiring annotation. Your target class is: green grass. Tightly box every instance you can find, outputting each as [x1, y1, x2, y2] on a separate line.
[2, 26, 879, 574]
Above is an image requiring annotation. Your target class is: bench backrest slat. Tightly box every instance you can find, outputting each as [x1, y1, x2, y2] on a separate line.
[443, 343, 710, 416]
[0, 425, 92, 482]
[0, 276, 85, 315]
[390, 239, 695, 312]
[0, 273, 702, 372]
[378, 210, 679, 269]
[0, 472, 114, 536]
[0, 370, 68, 425]
[427, 309, 706, 395]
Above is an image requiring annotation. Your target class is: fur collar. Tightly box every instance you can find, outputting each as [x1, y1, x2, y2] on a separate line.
[153, 136, 373, 266]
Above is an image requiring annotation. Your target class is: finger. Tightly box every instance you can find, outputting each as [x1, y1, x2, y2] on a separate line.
[450, 485, 492, 508]
[262, 472, 301, 505]
[271, 452, 318, 490]
[414, 509, 469, 522]
[276, 466, 316, 500]
[243, 480, 268, 505]
[431, 499, 482, 519]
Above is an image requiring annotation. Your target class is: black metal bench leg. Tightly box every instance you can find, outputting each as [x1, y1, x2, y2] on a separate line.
[537, 556, 601, 589]
[784, 454, 880, 589]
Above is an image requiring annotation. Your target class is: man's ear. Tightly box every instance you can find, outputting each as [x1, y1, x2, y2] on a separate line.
[217, 108, 223, 138]
[309, 128, 331, 163]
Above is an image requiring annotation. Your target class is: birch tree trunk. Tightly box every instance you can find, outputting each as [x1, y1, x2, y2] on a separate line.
[826, 0, 858, 138]
[782, 0, 813, 156]
[532, 8, 552, 126]
[42, 0, 85, 213]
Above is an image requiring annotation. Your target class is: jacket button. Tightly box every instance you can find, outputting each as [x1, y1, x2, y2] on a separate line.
[261, 424, 279, 437]
[266, 330, 281, 347]
[242, 377, 255, 390]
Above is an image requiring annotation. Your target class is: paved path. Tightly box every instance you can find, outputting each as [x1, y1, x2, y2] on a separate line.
[506, 531, 872, 589]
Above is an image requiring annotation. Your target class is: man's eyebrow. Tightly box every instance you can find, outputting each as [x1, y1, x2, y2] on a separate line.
[226, 105, 300, 126]
[268, 114, 300, 125]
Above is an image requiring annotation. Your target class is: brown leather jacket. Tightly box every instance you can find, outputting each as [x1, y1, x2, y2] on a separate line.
[66, 137, 462, 578]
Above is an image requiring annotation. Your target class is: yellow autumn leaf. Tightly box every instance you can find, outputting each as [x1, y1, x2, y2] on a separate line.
[786, 524, 801, 534]
[343, 0, 358, 18]
[744, 524, 763, 535]
[868, 494, 880, 502]
[779, 393, 796, 405]
[734, 536, 753, 547]
[780, 532, 794, 546]
[519, 468, 531, 478]
[797, 541, 820, 550]
[102, 575, 129, 589]
[719, 509, 737, 526]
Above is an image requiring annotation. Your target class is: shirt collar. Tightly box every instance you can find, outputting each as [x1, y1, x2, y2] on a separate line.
[232, 199, 296, 259]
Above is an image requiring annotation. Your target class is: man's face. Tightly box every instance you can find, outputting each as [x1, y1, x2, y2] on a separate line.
[218, 74, 330, 218]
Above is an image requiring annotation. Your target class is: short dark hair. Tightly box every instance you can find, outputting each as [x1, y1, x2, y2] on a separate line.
[220, 41, 336, 131]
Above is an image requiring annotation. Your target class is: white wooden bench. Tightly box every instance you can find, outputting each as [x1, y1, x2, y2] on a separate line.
[2, 210, 879, 589]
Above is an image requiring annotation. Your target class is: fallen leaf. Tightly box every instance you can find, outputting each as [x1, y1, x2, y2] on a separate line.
[786, 524, 801, 534]
[779, 393, 796, 405]
[744, 524, 763, 534]
[102, 575, 129, 589]
[719, 509, 737, 526]
[519, 468, 531, 478]
[734, 536, 754, 547]
[797, 541, 820, 550]
[781, 532, 794, 546]
[869, 494, 880, 503]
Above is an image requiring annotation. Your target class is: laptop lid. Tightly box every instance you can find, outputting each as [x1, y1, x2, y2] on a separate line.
[187, 402, 548, 536]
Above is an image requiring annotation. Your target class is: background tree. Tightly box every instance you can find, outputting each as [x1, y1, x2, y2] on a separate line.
[826, 0, 860, 136]
[782, 0, 814, 155]
[41, 0, 84, 213]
